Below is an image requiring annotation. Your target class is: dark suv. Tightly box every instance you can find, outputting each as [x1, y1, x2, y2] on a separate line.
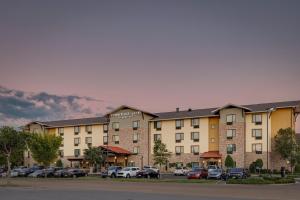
[227, 168, 250, 179]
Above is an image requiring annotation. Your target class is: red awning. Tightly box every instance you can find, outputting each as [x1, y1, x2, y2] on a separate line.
[200, 151, 222, 158]
[100, 146, 132, 155]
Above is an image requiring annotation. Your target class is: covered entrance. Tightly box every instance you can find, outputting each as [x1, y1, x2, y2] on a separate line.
[100, 146, 132, 167]
[200, 151, 222, 167]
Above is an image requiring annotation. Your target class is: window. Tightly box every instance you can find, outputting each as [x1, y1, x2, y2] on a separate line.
[86, 125, 92, 134]
[226, 114, 236, 125]
[59, 150, 64, 158]
[132, 120, 140, 130]
[74, 149, 80, 157]
[191, 145, 199, 155]
[103, 136, 108, 145]
[175, 146, 184, 155]
[191, 132, 199, 142]
[60, 140, 64, 147]
[252, 114, 262, 125]
[154, 121, 161, 130]
[154, 134, 161, 141]
[74, 126, 80, 135]
[227, 144, 236, 154]
[103, 124, 108, 133]
[58, 128, 64, 136]
[226, 129, 236, 139]
[133, 132, 139, 143]
[252, 143, 262, 154]
[252, 129, 262, 140]
[191, 118, 199, 128]
[112, 122, 119, 131]
[175, 119, 184, 129]
[175, 133, 184, 143]
[85, 137, 92, 145]
[133, 146, 140, 154]
[74, 138, 80, 146]
[112, 135, 119, 144]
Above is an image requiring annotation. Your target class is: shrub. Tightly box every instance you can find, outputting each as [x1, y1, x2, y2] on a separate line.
[294, 164, 300, 173]
[225, 155, 234, 168]
[186, 163, 192, 168]
[56, 159, 63, 168]
[255, 159, 263, 169]
[249, 162, 256, 173]
[227, 177, 295, 184]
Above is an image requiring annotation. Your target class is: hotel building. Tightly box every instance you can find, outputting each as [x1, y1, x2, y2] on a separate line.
[24, 100, 300, 170]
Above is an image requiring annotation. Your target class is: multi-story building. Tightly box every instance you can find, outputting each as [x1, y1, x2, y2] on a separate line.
[24, 101, 300, 170]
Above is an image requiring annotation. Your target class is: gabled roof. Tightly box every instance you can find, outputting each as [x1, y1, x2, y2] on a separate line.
[104, 105, 158, 117]
[37, 116, 108, 128]
[211, 103, 252, 114]
[100, 145, 132, 155]
[200, 151, 222, 158]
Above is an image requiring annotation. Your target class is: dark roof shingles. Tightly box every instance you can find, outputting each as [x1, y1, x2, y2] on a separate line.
[42, 117, 107, 127]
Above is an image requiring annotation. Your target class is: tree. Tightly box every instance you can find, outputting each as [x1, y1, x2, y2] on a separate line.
[0, 126, 28, 183]
[225, 155, 234, 168]
[55, 159, 63, 168]
[274, 128, 300, 173]
[153, 140, 170, 170]
[28, 133, 62, 168]
[84, 147, 106, 172]
[255, 159, 263, 169]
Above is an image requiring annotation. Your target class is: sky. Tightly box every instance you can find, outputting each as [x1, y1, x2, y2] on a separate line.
[0, 0, 299, 131]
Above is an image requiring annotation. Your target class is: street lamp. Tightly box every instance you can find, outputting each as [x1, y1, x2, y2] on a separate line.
[266, 107, 276, 172]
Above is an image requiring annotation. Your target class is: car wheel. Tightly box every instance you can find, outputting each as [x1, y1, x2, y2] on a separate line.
[111, 173, 116, 178]
[126, 174, 130, 178]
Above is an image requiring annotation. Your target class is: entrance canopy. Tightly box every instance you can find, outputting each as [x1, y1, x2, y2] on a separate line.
[100, 146, 132, 156]
[200, 151, 222, 159]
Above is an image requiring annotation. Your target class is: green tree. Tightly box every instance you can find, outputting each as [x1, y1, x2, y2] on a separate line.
[153, 140, 170, 170]
[55, 159, 63, 168]
[255, 159, 263, 169]
[225, 155, 234, 168]
[84, 147, 106, 172]
[274, 128, 300, 173]
[0, 126, 28, 182]
[28, 133, 62, 168]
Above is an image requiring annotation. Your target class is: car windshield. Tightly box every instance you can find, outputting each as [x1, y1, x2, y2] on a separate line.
[108, 166, 117, 170]
[208, 166, 216, 169]
[192, 167, 201, 172]
[123, 168, 130, 171]
[210, 169, 220, 173]
[230, 168, 242, 172]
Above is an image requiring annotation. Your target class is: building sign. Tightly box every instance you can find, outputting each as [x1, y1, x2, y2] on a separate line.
[111, 111, 141, 119]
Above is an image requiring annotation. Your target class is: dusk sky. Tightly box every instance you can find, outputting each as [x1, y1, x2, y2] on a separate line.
[0, 0, 299, 131]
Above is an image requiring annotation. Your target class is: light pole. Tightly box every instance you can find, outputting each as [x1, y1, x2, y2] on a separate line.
[266, 107, 276, 172]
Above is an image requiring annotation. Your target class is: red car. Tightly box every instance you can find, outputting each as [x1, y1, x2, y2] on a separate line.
[187, 167, 208, 179]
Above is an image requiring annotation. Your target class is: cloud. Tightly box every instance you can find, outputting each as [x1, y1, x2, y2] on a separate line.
[0, 85, 116, 127]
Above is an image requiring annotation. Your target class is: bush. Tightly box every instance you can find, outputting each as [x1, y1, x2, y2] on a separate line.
[255, 159, 263, 169]
[249, 162, 256, 173]
[294, 164, 300, 173]
[225, 155, 234, 168]
[56, 159, 63, 168]
[227, 177, 295, 184]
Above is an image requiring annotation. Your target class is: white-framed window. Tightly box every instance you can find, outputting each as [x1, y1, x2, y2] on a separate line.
[252, 143, 262, 154]
[112, 135, 119, 144]
[85, 137, 92, 145]
[191, 132, 199, 141]
[133, 146, 140, 154]
[112, 122, 120, 131]
[103, 124, 108, 133]
[103, 136, 108, 144]
[227, 144, 236, 154]
[154, 121, 162, 130]
[133, 132, 139, 143]
[191, 145, 199, 154]
[154, 134, 161, 141]
[74, 149, 80, 157]
[226, 129, 236, 139]
[175, 146, 184, 155]
[252, 114, 262, 125]
[74, 138, 80, 146]
[132, 120, 140, 130]
[74, 126, 80, 135]
[252, 129, 262, 140]
[175, 133, 184, 143]
[86, 125, 92, 134]
[58, 128, 64, 136]
[226, 114, 236, 125]
[175, 119, 184, 129]
[191, 118, 199, 128]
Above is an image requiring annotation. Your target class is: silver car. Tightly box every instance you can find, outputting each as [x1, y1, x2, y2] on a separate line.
[207, 169, 223, 179]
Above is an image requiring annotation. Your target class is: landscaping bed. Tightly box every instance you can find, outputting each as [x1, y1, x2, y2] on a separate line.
[226, 176, 295, 184]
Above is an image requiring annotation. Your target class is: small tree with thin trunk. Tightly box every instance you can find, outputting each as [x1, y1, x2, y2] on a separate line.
[29, 133, 62, 176]
[153, 140, 170, 171]
[0, 126, 28, 184]
[274, 128, 300, 173]
[84, 147, 106, 172]
[225, 155, 234, 168]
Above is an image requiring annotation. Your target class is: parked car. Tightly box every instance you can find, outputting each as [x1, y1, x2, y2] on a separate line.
[65, 168, 86, 178]
[207, 168, 224, 179]
[227, 168, 250, 179]
[174, 167, 189, 176]
[54, 169, 70, 178]
[187, 167, 208, 179]
[207, 165, 220, 172]
[28, 170, 45, 178]
[136, 169, 160, 179]
[143, 166, 159, 173]
[117, 167, 140, 178]
[107, 166, 122, 178]
[10, 167, 27, 177]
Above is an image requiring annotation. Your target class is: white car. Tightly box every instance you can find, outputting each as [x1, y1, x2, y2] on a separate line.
[143, 166, 159, 173]
[174, 167, 189, 176]
[117, 167, 140, 178]
[207, 165, 220, 172]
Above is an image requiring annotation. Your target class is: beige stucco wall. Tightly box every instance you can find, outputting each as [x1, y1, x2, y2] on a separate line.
[150, 118, 209, 155]
[245, 112, 271, 153]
